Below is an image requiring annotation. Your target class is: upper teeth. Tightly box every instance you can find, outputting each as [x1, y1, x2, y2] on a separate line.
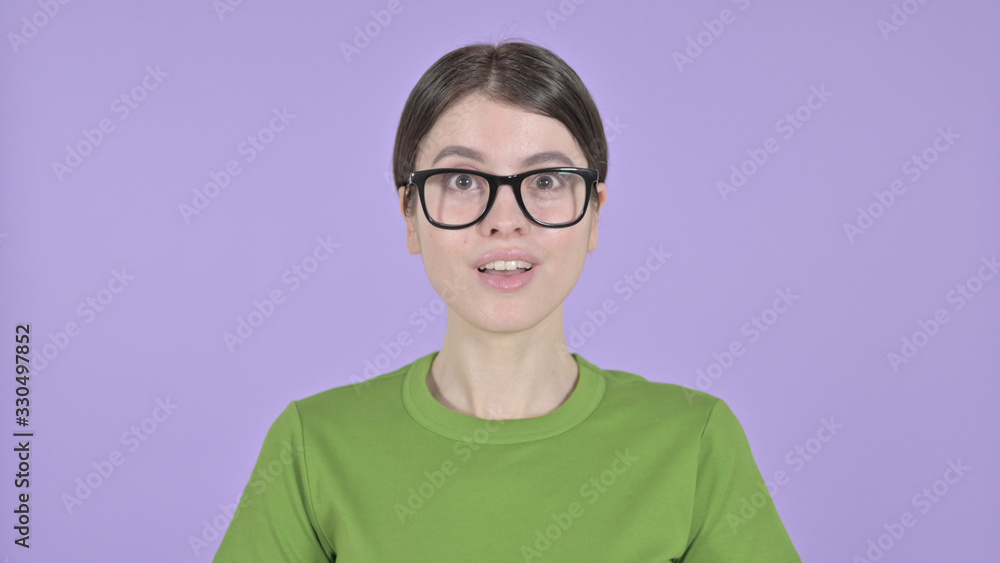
[480, 260, 533, 271]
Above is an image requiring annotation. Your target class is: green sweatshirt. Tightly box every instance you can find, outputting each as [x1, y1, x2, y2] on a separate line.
[214, 350, 801, 562]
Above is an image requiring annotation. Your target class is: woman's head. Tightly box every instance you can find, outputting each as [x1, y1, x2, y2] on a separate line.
[393, 40, 608, 334]
[393, 40, 607, 217]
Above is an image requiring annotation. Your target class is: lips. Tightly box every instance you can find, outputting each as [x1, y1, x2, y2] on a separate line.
[478, 259, 534, 274]
[473, 249, 541, 271]
[475, 262, 536, 290]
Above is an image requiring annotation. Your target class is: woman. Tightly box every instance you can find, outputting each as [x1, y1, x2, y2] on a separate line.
[215, 40, 801, 562]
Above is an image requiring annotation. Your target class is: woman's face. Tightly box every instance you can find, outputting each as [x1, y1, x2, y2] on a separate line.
[399, 93, 607, 334]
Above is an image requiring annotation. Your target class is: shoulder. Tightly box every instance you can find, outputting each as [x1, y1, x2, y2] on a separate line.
[582, 356, 735, 432]
[282, 361, 411, 430]
[589, 362, 761, 473]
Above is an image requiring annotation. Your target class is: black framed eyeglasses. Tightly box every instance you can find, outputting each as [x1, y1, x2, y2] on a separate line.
[406, 167, 599, 229]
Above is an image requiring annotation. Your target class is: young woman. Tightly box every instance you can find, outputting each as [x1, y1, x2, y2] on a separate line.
[215, 40, 801, 562]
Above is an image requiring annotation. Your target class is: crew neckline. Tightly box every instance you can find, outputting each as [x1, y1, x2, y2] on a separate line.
[402, 350, 606, 444]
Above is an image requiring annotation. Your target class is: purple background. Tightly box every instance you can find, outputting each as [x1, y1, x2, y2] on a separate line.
[2, 0, 998, 560]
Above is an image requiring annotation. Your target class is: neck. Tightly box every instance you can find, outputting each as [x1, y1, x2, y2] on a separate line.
[428, 306, 578, 420]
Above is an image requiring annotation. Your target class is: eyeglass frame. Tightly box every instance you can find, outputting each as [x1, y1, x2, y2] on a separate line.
[406, 166, 599, 230]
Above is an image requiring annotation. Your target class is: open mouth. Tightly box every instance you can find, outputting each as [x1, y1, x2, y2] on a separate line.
[477, 260, 534, 275]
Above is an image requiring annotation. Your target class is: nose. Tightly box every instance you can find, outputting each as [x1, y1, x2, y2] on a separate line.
[480, 181, 528, 229]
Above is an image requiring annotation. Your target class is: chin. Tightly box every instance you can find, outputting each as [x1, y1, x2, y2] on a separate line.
[471, 303, 554, 332]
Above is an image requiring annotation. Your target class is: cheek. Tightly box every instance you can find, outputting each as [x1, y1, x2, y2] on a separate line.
[544, 232, 590, 276]
[421, 230, 469, 275]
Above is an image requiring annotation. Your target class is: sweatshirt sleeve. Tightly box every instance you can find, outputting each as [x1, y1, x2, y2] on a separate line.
[680, 398, 801, 563]
[214, 402, 333, 562]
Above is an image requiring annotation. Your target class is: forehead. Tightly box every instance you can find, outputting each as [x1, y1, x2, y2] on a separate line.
[415, 93, 586, 171]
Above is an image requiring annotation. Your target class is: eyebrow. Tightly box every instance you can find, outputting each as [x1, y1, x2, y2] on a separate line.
[431, 145, 577, 168]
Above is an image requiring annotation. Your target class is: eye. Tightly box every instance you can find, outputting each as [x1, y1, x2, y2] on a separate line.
[450, 174, 479, 190]
[533, 174, 562, 190]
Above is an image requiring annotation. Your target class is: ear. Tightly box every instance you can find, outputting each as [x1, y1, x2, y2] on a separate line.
[399, 185, 422, 255]
[587, 182, 607, 253]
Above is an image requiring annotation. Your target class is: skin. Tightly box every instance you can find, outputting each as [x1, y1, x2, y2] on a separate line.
[397, 92, 608, 420]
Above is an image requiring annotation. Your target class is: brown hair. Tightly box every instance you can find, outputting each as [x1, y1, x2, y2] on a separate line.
[392, 39, 607, 217]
